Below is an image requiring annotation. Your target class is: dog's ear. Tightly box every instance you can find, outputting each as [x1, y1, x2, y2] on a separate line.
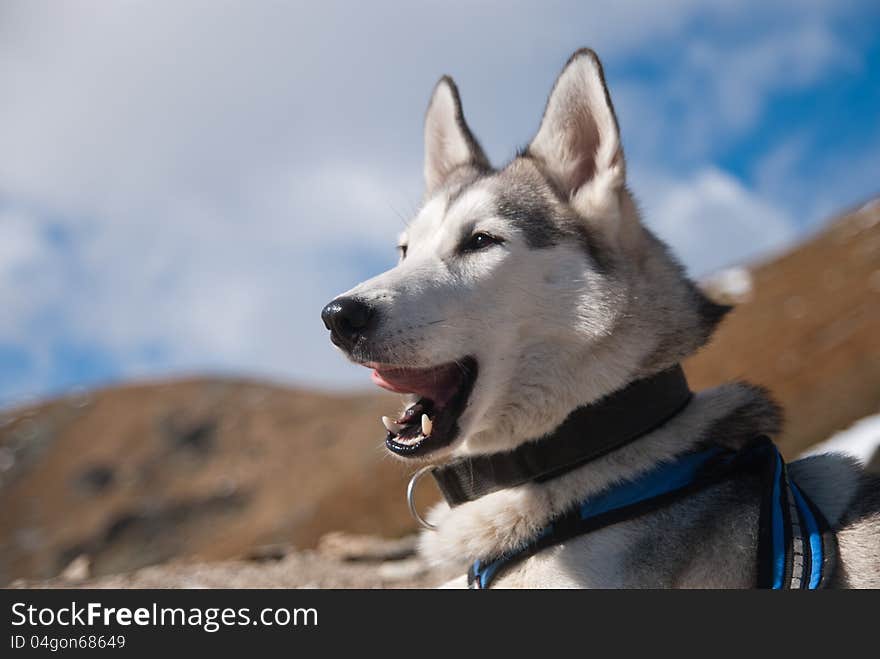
[424, 76, 490, 195]
[527, 49, 625, 220]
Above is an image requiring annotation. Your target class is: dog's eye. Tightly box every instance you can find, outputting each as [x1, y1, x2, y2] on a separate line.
[398, 245, 408, 260]
[461, 232, 502, 253]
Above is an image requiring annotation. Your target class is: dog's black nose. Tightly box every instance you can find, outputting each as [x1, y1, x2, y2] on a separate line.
[321, 297, 374, 351]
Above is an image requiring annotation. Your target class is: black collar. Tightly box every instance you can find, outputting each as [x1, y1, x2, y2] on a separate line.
[431, 365, 693, 506]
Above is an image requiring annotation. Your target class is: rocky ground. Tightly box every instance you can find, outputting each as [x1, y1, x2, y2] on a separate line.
[11, 533, 462, 589]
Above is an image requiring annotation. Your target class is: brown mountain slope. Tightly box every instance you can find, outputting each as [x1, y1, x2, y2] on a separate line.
[1, 199, 878, 585]
[685, 198, 880, 455]
[0, 381, 404, 584]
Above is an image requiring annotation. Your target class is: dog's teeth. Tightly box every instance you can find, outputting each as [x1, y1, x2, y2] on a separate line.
[382, 416, 404, 434]
[421, 414, 433, 436]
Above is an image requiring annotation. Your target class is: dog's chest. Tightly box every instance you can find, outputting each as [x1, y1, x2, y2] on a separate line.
[461, 483, 761, 588]
[493, 526, 640, 588]
[489, 524, 753, 588]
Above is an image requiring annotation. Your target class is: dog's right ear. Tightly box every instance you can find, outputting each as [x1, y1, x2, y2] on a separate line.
[527, 49, 626, 227]
[423, 76, 490, 195]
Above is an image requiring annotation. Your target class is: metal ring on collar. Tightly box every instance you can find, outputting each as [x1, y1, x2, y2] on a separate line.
[407, 465, 438, 531]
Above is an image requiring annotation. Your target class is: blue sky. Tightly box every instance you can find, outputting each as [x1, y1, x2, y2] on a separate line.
[1, 0, 879, 407]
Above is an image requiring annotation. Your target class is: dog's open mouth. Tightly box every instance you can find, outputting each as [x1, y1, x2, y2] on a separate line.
[369, 357, 478, 457]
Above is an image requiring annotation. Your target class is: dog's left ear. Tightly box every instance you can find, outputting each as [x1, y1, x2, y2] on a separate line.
[423, 76, 491, 195]
[528, 49, 626, 223]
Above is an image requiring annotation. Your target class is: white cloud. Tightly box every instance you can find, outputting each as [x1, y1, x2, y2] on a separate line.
[688, 22, 856, 131]
[616, 19, 859, 164]
[637, 167, 797, 276]
[753, 129, 880, 226]
[0, 0, 872, 402]
[0, 209, 49, 280]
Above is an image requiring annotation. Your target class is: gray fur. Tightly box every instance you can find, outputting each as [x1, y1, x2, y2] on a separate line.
[826, 473, 880, 588]
[494, 182, 566, 250]
[697, 383, 782, 449]
[492, 161, 614, 272]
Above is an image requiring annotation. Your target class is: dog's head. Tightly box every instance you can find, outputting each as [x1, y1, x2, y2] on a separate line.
[321, 49, 728, 461]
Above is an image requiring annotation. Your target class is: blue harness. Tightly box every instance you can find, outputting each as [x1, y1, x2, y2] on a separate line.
[467, 437, 836, 589]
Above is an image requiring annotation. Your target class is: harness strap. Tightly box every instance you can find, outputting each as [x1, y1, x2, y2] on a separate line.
[757, 447, 837, 589]
[467, 438, 837, 589]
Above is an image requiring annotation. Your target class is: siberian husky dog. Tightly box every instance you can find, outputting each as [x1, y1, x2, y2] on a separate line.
[321, 49, 880, 588]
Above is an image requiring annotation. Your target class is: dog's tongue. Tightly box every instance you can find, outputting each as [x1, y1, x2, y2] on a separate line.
[371, 363, 461, 406]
